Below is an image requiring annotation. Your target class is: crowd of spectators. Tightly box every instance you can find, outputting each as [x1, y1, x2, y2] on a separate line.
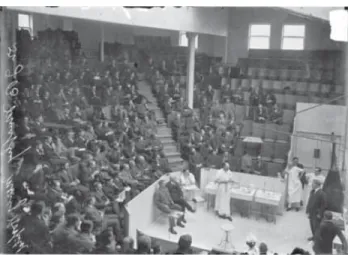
[149, 59, 285, 185]
[6, 28, 343, 255]
[7, 30, 174, 254]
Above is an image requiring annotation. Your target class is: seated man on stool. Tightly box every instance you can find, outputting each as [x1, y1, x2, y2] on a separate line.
[154, 179, 186, 234]
[167, 175, 196, 216]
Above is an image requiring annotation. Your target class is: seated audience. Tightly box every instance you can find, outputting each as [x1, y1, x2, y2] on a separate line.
[241, 151, 252, 173]
[174, 234, 194, 254]
[137, 234, 152, 254]
[252, 155, 267, 176]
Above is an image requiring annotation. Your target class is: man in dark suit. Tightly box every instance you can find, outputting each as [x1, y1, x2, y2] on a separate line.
[313, 211, 347, 254]
[166, 176, 195, 216]
[19, 201, 52, 253]
[188, 148, 203, 186]
[306, 179, 327, 241]
[74, 220, 96, 253]
[51, 214, 81, 253]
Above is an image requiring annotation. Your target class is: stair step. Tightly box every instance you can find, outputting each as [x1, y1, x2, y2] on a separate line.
[157, 134, 172, 139]
[157, 127, 171, 132]
[164, 153, 181, 159]
[168, 156, 183, 163]
[157, 122, 167, 127]
[163, 144, 177, 150]
[163, 146, 179, 153]
[160, 137, 175, 143]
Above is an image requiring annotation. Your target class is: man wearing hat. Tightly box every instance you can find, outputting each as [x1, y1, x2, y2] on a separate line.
[306, 178, 327, 241]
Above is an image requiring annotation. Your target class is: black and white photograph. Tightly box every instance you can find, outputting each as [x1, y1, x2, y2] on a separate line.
[0, 5, 347, 254]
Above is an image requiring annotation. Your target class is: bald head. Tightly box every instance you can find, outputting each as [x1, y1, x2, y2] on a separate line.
[312, 178, 322, 189]
[170, 175, 178, 183]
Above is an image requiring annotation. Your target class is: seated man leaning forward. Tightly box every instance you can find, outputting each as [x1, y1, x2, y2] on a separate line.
[154, 179, 186, 235]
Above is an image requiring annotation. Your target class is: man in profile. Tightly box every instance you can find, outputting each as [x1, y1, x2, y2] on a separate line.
[313, 211, 347, 254]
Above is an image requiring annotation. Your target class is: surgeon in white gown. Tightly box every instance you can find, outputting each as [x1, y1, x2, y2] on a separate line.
[285, 162, 304, 211]
[214, 162, 235, 221]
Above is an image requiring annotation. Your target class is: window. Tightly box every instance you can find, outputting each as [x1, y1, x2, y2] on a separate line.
[179, 32, 198, 49]
[282, 25, 305, 50]
[248, 24, 271, 49]
[18, 13, 33, 35]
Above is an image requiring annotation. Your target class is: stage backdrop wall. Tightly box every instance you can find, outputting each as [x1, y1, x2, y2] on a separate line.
[291, 103, 347, 172]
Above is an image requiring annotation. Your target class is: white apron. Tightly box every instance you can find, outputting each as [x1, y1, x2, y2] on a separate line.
[286, 166, 303, 206]
[214, 169, 233, 215]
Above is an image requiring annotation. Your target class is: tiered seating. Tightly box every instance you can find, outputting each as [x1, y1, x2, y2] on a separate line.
[237, 52, 344, 106]
[11, 29, 185, 254]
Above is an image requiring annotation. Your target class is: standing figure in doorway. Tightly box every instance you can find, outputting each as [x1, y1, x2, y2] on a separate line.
[214, 162, 235, 221]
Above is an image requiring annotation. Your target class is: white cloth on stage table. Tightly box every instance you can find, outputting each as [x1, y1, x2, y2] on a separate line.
[214, 169, 234, 215]
[286, 166, 303, 205]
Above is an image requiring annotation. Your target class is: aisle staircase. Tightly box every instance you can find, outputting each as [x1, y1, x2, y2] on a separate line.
[136, 75, 185, 172]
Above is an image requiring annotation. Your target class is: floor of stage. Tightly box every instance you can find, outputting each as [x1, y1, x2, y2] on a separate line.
[141, 205, 314, 254]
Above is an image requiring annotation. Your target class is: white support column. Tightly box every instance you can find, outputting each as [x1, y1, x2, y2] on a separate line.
[100, 23, 105, 62]
[224, 11, 230, 64]
[186, 32, 197, 109]
[224, 35, 228, 64]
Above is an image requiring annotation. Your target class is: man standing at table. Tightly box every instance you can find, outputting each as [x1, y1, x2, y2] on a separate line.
[214, 162, 234, 221]
[286, 158, 304, 212]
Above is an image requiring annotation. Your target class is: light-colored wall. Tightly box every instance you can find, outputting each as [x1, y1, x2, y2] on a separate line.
[226, 7, 342, 65]
[8, 6, 228, 37]
[291, 103, 347, 171]
[30, 14, 225, 58]
[32, 13, 62, 35]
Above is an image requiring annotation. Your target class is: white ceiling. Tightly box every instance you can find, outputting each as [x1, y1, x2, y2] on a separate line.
[282, 7, 344, 21]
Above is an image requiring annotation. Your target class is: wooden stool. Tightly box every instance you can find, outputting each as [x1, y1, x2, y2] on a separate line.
[219, 223, 235, 251]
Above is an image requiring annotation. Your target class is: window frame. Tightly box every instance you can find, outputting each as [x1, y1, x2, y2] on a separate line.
[281, 24, 306, 50]
[18, 13, 34, 37]
[248, 23, 271, 50]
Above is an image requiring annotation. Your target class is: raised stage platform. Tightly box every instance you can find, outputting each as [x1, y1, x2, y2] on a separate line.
[140, 205, 313, 254]
[126, 172, 312, 254]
